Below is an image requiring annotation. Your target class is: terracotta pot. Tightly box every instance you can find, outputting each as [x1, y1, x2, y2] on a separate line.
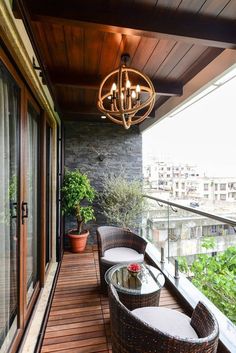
[68, 229, 89, 253]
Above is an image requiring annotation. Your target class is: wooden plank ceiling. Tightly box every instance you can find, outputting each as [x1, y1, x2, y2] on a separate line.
[13, 0, 236, 124]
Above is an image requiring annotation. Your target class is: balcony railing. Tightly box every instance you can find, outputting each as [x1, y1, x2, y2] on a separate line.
[140, 195, 236, 353]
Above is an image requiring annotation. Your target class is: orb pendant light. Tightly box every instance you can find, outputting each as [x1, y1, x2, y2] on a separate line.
[97, 54, 156, 129]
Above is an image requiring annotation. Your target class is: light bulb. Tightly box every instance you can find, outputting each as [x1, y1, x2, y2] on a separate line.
[126, 80, 131, 89]
[121, 92, 124, 100]
[111, 83, 117, 91]
[136, 84, 140, 93]
[131, 91, 136, 99]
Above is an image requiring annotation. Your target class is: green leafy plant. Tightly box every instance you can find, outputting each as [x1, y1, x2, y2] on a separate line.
[61, 169, 96, 234]
[177, 237, 236, 324]
[99, 173, 145, 229]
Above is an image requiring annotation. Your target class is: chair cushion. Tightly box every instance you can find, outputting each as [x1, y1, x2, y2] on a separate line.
[101, 247, 144, 265]
[132, 307, 198, 339]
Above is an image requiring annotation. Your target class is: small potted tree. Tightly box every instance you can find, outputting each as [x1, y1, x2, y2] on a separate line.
[61, 169, 96, 252]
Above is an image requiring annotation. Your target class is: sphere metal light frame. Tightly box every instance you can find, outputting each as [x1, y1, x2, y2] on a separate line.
[97, 54, 156, 129]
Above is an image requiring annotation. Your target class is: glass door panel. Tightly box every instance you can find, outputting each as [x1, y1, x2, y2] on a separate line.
[26, 103, 39, 305]
[46, 124, 52, 266]
[0, 62, 20, 353]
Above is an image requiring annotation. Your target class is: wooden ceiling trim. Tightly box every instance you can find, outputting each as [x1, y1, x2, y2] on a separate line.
[28, 4, 236, 49]
[50, 73, 183, 97]
[140, 48, 236, 131]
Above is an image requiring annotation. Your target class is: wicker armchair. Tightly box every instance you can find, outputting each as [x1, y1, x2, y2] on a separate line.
[108, 284, 219, 353]
[97, 226, 147, 292]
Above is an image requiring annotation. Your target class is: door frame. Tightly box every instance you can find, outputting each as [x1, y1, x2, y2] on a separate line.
[0, 46, 47, 353]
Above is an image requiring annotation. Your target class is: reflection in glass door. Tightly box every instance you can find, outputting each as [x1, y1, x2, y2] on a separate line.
[0, 63, 20, 352]
[26, 103, 39, 304]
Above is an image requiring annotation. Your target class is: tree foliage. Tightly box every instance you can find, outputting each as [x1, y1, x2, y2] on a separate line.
[179, 238, 236, 324]
[99, 174, 145, 229]
[61, 169, 96, 233]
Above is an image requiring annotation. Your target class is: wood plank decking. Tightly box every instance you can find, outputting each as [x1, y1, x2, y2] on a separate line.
[40, 247, 185, 353]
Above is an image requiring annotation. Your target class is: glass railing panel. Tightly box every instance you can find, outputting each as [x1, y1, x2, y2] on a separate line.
[139, 198, 168, 257]
[142, 195, 236, 327]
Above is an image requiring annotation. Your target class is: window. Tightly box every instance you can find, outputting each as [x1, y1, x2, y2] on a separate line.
[215, 184, 218, 191]
[176, 182, 179, 188]
[220, 194, 226, 200]
[220, 183, 226, 191]
[204, 183, 208, 191]
[181, 182, 185, 189]
[204, 194, 209, 198]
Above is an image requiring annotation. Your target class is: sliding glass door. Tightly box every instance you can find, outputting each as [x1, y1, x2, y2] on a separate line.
[26, 103, 40, 305]
[0, 52, 43, 353]
[0, 62, 20, 353]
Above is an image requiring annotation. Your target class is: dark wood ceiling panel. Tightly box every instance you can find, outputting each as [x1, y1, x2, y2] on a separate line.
[153, 42, 193, 79]
[166, 44, 207, 80]
[156, 0, 183, 11]
[219, 0, 236, 19]
[143, 38, 176, 78]
[64, 26, 84, 74]
[98, 32, 123, 77]
[113, 35, 141, 68]
[46, 23, 68, 70]
[32, 22, 54, 69]
[199, 0, 232, 16]
[131, 37, 159, 70]
[178, 0, 208, 13]
[84, 30, 105, 75]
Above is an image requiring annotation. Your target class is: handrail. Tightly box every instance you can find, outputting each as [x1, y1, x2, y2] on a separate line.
[143, 194, 236, 227]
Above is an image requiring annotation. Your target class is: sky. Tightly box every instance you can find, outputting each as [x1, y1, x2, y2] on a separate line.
[143, 70, 236, 177]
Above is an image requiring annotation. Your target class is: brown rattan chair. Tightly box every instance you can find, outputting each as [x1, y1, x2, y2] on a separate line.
[97, 226, 147, 292]
[108, 284, 219, 353]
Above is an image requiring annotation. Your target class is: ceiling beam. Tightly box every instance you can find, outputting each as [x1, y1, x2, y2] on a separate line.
[61, 105, 100, 116]
[26, 1, 236, 49]
[51, 73, 183, 96]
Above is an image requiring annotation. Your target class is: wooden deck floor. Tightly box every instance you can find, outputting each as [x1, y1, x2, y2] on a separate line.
[40, 247, 185, 353]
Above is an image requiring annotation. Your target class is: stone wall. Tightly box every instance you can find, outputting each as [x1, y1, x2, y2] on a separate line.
[64, 121, 143, 244]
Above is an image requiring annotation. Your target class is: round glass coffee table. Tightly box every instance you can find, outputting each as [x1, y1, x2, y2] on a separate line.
[105, 263, 165, 310]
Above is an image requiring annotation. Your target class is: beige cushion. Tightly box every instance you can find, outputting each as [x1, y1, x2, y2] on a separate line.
[132, 307, 198, 339]
[101, 247, 144, 265]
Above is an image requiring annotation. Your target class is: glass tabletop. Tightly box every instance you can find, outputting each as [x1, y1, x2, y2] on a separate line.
[105, 263, 165, 295]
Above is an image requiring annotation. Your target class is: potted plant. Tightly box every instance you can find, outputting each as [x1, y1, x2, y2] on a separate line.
[61, 169, 96, 252]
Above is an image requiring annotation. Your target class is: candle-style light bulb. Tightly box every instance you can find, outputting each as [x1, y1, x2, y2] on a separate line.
[136, 84, 140, 100]
[111, 83, 117, 99]
[121, 92, 124, 100]
[126, 80, 131, 89]
[131, 90, 136, 99]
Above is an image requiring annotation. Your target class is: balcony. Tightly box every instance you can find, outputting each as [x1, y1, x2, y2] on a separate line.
[1, 1, 236, 352]
[39, 248, 195, 353]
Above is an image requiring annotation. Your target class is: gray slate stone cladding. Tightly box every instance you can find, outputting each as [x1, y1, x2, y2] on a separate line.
[64, 121, 142, 245]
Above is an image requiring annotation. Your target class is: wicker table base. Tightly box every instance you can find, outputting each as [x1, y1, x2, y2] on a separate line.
[105, 263, 165, 310]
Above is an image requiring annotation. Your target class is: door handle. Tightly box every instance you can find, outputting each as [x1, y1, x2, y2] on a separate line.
[11, 202, 18, 219]
[22, 202, 28, 224]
